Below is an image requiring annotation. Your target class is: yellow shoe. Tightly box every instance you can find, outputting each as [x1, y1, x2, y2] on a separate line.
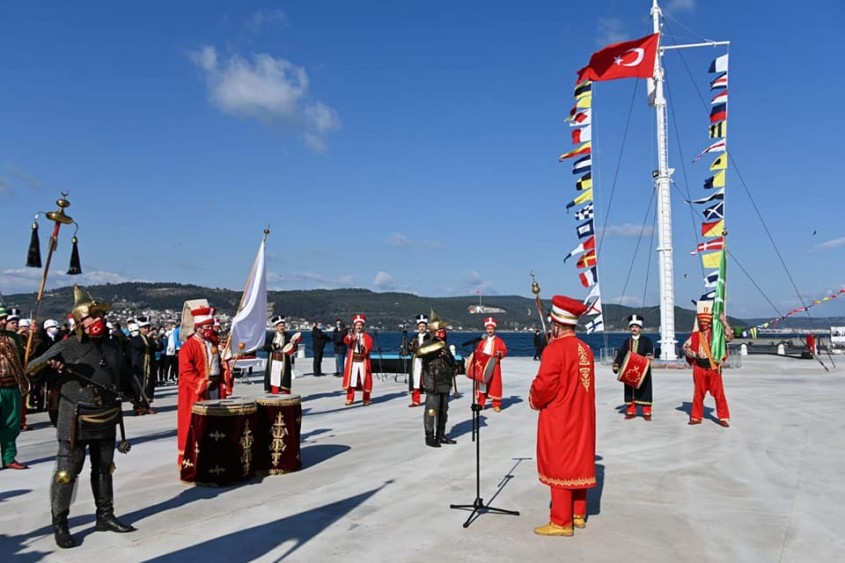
[493, 406, 501, 412]
[344, 400, 353, 406]
[573, 516, 586, 529]
[534, 522, 574, 536]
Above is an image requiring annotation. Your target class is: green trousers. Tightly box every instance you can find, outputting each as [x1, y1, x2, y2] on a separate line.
[0, 386, 22, 465]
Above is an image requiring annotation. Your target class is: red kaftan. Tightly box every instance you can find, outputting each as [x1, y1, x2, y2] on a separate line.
[529, 333, 596, 489]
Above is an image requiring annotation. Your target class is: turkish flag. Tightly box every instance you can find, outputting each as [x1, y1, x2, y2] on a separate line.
[577, 33, 659, 84]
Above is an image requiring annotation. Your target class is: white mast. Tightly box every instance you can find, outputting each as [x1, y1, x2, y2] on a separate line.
[650, 0, 677, 360]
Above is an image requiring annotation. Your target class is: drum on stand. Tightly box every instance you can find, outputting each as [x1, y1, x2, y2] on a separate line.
[180, 398, 258, 486]
[254, 394, 302, 475]
[617, 351, 650, 390]
[466, 351, 496, 384]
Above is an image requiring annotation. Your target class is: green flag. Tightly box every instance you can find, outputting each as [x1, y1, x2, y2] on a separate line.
[711, 248, 727, 361]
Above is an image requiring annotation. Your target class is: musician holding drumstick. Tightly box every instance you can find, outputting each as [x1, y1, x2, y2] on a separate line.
[342, 314, 374, 406]
[611, 314, 654, 421]
[474, 317, 507, 412]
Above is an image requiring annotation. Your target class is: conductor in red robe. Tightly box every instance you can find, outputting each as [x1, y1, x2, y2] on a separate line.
[342, 314, 374, 406]
[177, 306, 223, 468]
[529, 295, 596, 537]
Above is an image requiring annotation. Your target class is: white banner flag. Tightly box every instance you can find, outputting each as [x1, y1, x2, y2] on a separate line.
[228, 237, 268, 354]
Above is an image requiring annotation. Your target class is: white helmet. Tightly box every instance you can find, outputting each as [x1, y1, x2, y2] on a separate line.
[43, 319, 60, 330]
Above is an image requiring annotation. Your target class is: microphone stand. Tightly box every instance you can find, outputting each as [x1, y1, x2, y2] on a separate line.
[372, 328, 386, 380]
[449, 345, 519, 528]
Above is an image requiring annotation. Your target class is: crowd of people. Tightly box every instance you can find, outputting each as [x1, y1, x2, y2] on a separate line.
[1, 284, 736, 547]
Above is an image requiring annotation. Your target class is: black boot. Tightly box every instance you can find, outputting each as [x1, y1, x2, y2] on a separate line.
[95, 513, 135, 533]
[438, 435, 457, 445]
[93, 474, 135, 533]
[52, 514, 76, 549]
[425, 434, 441, 448]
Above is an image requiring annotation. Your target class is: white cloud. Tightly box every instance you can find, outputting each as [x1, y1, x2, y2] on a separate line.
[463, 271, 495, 295]
[664, 0, 696, 14]
[189, 47, 340, 152]
[373, 271, 396, 290]
[246, 9, 287, 33]
[267, 271, 355, 290]
[0, 267, 130, 295]
[385, 232, 441, 250]
[815, 236, 845, 250]
[597, 18, 628, 46]
[386, 233, 410, 247]
[603, 223, 654, 237]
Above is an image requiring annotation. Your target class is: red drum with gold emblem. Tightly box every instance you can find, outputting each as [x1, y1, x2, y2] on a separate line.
[180, 399, 258, 486]
[254, 394, 302, 475]
[465, 351, 496, 384]
[617, 351, 650, 389]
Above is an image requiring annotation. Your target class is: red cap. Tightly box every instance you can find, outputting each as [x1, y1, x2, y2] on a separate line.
[192, 306, 215, 326]
[483, 316, 497, 328]
[549, 295, 588, 326]
[352, 314, 366, 326]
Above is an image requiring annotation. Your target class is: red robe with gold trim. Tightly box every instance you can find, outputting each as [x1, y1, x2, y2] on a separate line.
[341, 332, 373, 392]
[529, 333, 596, 489]
[474, 335, 507, 400]
[177, 334, 223, 466]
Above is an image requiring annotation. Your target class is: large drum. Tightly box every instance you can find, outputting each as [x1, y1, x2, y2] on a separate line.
[254, 394, 302, 475]
[465, 351, 496, 384]
[617, 351, 650, 389]
[180, 398, 258, 486]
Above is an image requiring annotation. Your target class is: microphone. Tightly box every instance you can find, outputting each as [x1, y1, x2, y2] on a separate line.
[461, 336, 483, 347]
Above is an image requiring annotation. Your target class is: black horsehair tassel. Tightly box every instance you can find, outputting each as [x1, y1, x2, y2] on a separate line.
[67, 235, 82, 275]
[26, 221, 42, 268]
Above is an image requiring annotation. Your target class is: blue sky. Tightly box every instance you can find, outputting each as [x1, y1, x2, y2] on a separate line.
[1, 0, 843, 320]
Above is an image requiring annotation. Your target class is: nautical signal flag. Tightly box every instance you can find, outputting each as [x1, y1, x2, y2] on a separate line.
[572, 125, 592, 144]
[574, 202, 594, 221]
[690, 236, 725, 255]
[560, 142, 591, 161]
[704, 170, 726, 189]
[579, 266, 598, 288]
[703, 201, 725, 220]
[704, 271, 719, 288]
[711, 90, 728, 105]
[701, 250, 724, 269]
[563, 236, 596, 263]
[576, 172, 592, 191]
[572, 155, 592, 174]
[576, 33, 659, 83]
[688, 188, 724, 205]
[702, 219, 725, 237]
[709, 121, 726, 138]
[576, 250, 597, 269]
[710, 73, 728, 90]
[567, 108, 591, 126]
[584, 315, 604, 334]
[710, 103, 727, 123]
[584, 316, 603, 333]
[710, 153, 728, 171]
[576, 219, 595, 239]
[565, 188, 593, 212]
[709, 53, 729, 74]
[699, 290, 717, 302]
[576, 92, 592, 108]
[693, 139, 726, 161]
[574, 81, 592, 98]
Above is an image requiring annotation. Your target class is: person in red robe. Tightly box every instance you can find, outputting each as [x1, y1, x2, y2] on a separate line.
[682, 300, 734, 427]
[474, 316, 507, 411]
[529, 295, 596, 537]
[177, 306, 223, 468]
[342, 314, 373, 406]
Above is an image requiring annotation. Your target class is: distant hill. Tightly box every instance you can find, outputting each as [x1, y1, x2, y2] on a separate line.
[2, 281, 826, 332]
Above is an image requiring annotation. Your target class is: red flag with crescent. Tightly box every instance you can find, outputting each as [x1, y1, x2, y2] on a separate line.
[577, 33, 659, 84]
